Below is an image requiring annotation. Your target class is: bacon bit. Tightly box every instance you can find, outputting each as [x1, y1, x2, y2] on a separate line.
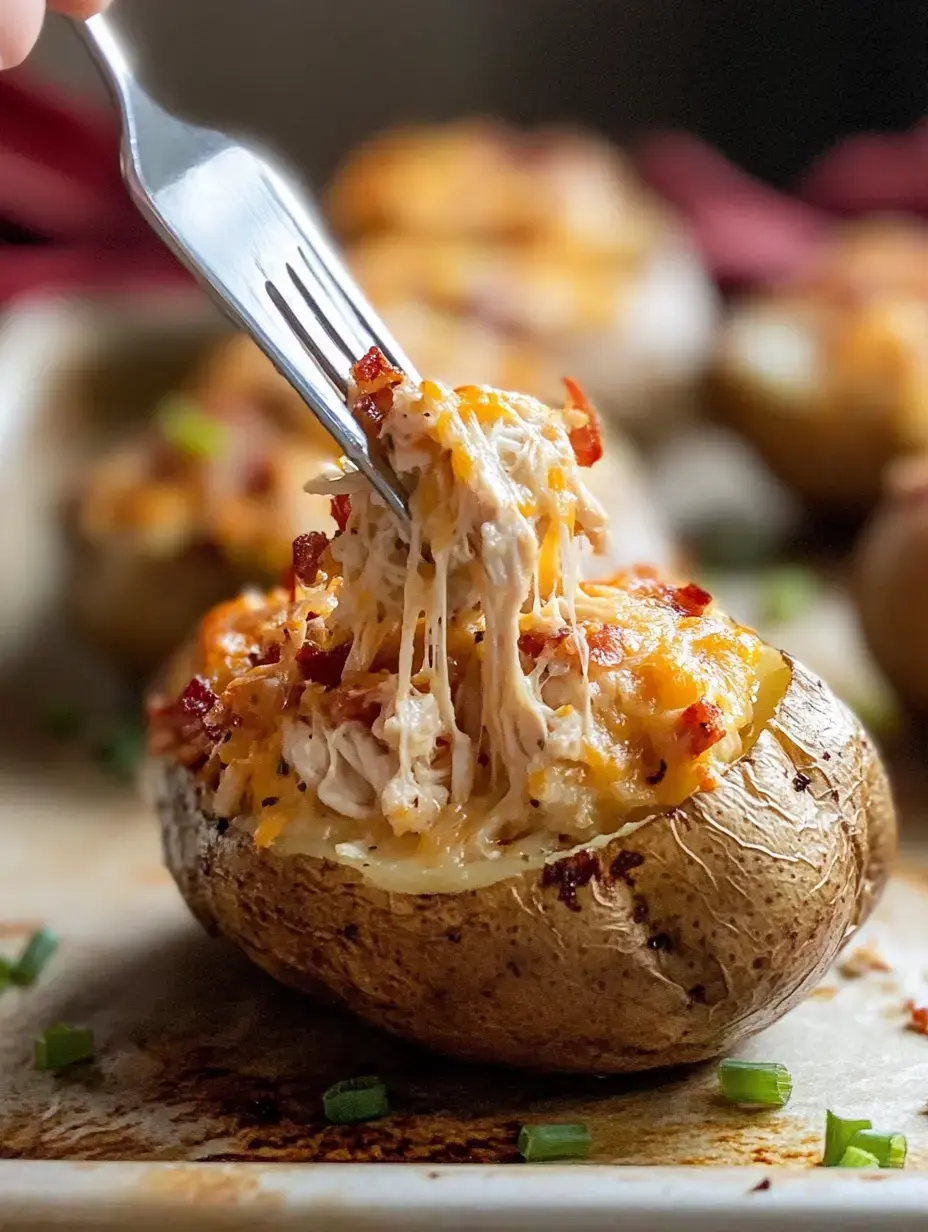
[248, 643, 282, 668]
[679, 699, 725, 755]
[291, 531, 330, 586]
[587, 624, 626, 667]
[352, 392, 385, 441]
[671, 582, 713, 618]
[147, 676, 222, 767]
[839, 942, 892, 979]
[180, 676, 218, 719]
[907, 1002, 928, 1035]
[296, 640, 351, 689]
[330, 493, 352, 534]
[563, 377, 603, 468]
[352, 346, 404, 394]
[518, 627, 572, 659]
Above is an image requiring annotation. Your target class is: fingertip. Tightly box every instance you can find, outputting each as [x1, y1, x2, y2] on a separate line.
[0, 0, 45, 70]
[48, 0, 112, 17]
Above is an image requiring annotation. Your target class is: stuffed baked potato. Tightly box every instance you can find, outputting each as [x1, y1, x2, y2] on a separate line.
[712, 220, 928, 512]
[150, 353, 894, 1072]
[328, 121, 718, 434]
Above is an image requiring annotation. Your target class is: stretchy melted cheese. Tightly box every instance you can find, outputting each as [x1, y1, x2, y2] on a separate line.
[151, 350, 778, 889]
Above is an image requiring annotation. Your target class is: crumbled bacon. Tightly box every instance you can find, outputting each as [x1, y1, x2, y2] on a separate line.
[291, 531, 330, 586]
[330, 494, 352, 534]
[352, 393, 386, 441]
[563, 377, 603, 468]
[518, 627, 572, 659]
[180, 675, 219, 720]
[587, 624, 626, 667]
[671, 582, 713, 618]
[906, 1002, 928, 1035]
[679, 699, 725, 755]
[296, 640, 351, 689]
[147, 675, 222, 767]
[248, 643, 281, 668]
[352, 347, 404, 395]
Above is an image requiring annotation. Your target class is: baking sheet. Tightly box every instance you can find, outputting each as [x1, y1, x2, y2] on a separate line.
[2, 300, 928, 1228]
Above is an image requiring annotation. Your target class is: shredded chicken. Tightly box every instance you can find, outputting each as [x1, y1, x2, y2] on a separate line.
[152, 350, 775, 879]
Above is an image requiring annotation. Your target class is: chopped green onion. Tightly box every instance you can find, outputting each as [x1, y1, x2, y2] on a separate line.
[92, 723, 145, 783]
[848, 1129, 907, 1169]
[838, 1145, 881, 1169]
[758, 565, 821, 626]
[40, 701, 84, 740]
[518, 1123, 591, 1163]
[34, 1024, 95, 1072]
[11, 928, 58, 987]
[156, 396, 227, 460]
[717, 1059, 792, 1108]
[0, 956, 12, 996]
[823, 1110, 872, 1166]
[322, 1076, 389, 1124]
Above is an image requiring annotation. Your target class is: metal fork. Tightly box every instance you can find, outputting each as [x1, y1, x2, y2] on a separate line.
[75, 12, 414, 525]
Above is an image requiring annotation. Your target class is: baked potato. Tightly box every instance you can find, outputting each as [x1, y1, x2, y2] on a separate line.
[149, 352, 894, 1073]
[71, 334, 340, 674]
[328, 120, 718, 434]
[712, 220, 928, 512]
[855, 454, 928, 713]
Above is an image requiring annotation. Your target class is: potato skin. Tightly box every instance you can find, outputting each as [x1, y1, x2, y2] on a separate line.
[154, 658, 895, 1073]
[855, 460, 928, 714]
[709, 367, 897, 514]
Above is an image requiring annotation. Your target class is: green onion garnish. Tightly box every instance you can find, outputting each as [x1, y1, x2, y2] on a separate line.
[717, 1059, 792, 1108]
[823, 1110, 872, 1166]
[34, 1024, 95, 1072]
[11, 928, 58, 987]
[848, 1129, 907, 1169]
[758, 565, 821, 626]
[156, 396, 227, 460]
[322, 1076, 389, 1124]
[838, 1145, 881, 1169]
[518, 1123, 591, 1163]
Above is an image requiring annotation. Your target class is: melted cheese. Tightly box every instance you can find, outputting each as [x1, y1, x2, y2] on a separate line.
[164, 367, 778, 887]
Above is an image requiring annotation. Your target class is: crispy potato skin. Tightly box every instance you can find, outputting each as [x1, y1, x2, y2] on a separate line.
[154, 658, 895, 1073]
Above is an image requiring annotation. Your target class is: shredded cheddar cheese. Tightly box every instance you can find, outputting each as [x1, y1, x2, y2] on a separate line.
[151, 351, 776, 881]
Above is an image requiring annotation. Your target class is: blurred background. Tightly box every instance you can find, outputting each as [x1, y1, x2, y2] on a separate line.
[5, 0, 928, 780]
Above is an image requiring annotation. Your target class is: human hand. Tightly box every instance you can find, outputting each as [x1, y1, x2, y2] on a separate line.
[0, 0, 110, 69]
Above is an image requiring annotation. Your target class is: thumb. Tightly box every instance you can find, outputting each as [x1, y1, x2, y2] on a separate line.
[0, 0, 45, 69]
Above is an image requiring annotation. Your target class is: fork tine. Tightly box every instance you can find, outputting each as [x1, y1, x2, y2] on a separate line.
[296, 228, 420, 379]
[265, 279, 349, 395]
